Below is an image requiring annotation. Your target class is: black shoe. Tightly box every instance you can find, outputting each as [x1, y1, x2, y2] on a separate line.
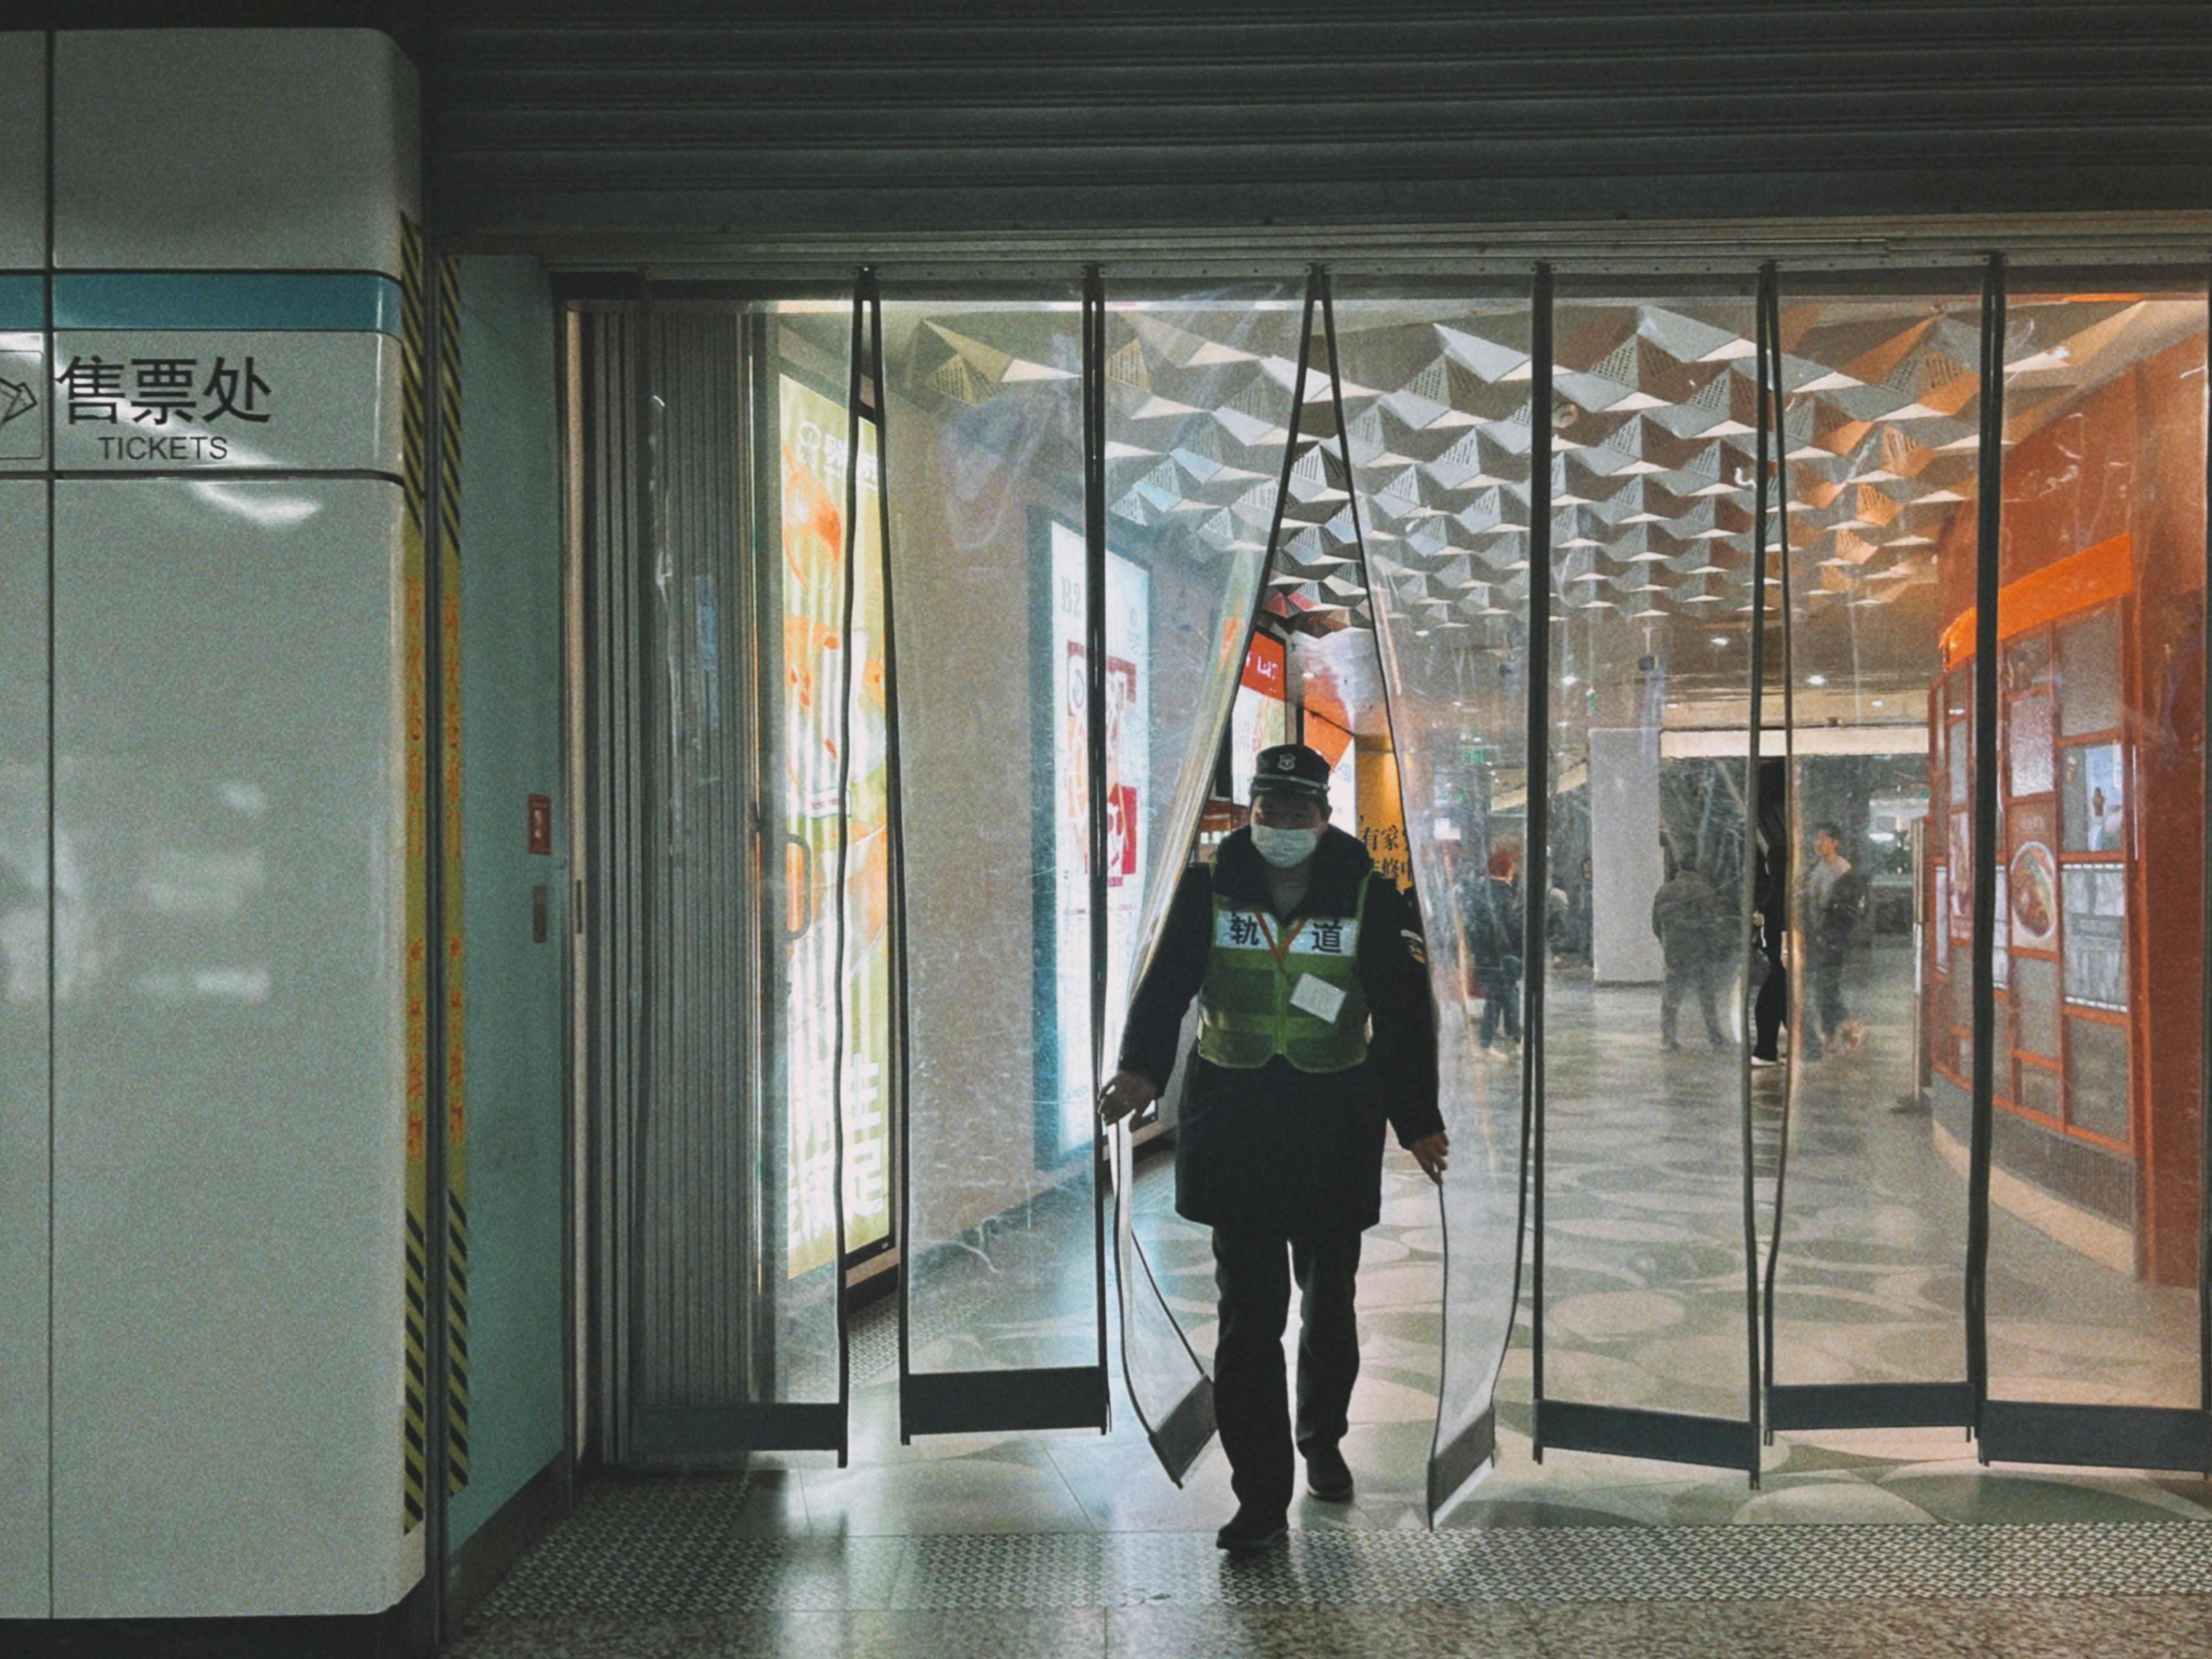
[1304, 1444, 1354, 1502]
[1215, 1505, 1289, 1552]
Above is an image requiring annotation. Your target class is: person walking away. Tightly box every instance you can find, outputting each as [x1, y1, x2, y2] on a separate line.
[1751, 763, 1789, 1068]
[1472, 842, 1523, 1059]
[1650, 853, 1732, 1050]
[1098, 743, 1447, 1553]
[1801, 821, 1867, 1059]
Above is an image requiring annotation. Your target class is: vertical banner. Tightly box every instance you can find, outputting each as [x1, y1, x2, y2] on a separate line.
[1047, 519, 1150, 1162]
[1354, 744, 1411, 892]
[778, 373, 891, 1276]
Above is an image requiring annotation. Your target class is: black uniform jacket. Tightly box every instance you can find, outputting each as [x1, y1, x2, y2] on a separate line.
[1115, 824, 1443, 1235]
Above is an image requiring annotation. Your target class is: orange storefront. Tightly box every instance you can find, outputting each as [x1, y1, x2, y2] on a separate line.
[1926, 325, 2207, 1288]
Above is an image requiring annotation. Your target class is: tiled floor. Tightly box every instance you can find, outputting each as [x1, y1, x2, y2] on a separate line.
[455, 958, 2212, 1654]
[451, 1597, 2212, 1659]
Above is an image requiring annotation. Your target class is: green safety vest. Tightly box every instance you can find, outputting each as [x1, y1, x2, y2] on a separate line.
[1196, 882, 1371, 1073]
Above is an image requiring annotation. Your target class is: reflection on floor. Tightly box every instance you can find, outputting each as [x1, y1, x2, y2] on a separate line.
[1542, 945, 2200, 1422]
[455, 955, 2212, 1654]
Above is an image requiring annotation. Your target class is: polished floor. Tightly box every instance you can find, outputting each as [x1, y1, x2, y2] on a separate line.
[454, 950, 2212, 1655]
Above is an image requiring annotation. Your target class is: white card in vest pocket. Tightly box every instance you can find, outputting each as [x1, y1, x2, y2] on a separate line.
[1289, 973, 1347, 1023]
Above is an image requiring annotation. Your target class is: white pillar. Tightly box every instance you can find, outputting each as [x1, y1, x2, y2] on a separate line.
[1589, 726, 1666, 984]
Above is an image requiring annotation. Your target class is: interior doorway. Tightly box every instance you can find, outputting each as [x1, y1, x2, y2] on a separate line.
[557, 267, 2212, 1513]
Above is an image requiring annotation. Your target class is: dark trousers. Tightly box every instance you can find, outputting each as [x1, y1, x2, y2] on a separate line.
[1754, 963, 1788, 1059]
[1662, 958, 1729, 1046]
[1479, 968, 1522, 1045]
[1752, 911, 1788, 1060]
[1808, 950, 1848, 1050]
[1210, 1224, 1363, 1516]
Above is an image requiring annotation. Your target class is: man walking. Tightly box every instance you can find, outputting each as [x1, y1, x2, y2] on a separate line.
[1470, 841, 1524, 1059]
[1802, 820, 1867, 1058]
[1098, 743, 1447, 1552]
[1650, 852, 1732, 1050]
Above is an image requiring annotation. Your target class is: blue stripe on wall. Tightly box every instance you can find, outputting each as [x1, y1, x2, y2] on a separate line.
[0, 275, 43, 332]
[53, 273, 402, 335]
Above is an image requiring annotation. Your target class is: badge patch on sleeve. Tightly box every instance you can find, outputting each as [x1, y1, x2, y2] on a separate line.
[1401, 927, 1428, 965]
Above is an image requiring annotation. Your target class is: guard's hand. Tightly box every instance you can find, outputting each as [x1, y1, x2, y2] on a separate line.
[1098, 1070, 1158, 1127]
[1408, 1130, 1451, 1187]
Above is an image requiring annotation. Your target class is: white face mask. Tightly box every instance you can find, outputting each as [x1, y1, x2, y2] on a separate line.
[1250, 823, 1321, 869]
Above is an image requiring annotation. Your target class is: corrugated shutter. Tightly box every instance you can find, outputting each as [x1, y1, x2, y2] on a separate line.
[429, 1, 2212, 258]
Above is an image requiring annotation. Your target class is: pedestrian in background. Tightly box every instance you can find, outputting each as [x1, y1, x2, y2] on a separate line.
[1472, 840, 1523, 1059]
[1752, 762, 1790, 1069]
[1651, 851, 1732, 1050]
[1801, 820, 1868, 1058]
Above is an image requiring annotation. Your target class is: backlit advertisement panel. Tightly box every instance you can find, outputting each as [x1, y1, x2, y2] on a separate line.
[780, 373, 892, 1276]
[1045, 519, 1149, 1163]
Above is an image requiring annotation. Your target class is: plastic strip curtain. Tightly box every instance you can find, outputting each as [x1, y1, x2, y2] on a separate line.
[1972, 269, 2212, 1472]
[625, 297, 854, 1458]
[1330, 277, 1537, 1519]
[1529, 279, 1764, 1477]
[1758, 271, 1983, 1434]
[1102, 278, 1308, 1482]
[882, 282, 1110, 1436]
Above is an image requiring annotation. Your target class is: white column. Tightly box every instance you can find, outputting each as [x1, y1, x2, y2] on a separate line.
[47, 28, 423, 1617]
[1588, 726, 1666, 984]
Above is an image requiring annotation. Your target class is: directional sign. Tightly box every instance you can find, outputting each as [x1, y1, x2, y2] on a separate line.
[0, 332, 41, 465]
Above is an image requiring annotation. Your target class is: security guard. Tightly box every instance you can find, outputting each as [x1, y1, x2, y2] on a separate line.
[1099, 742, 1447, 1551]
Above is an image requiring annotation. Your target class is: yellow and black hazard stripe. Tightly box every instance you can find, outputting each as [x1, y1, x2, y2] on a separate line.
[399, 214, 432, 1532]
[436, 248, 471, 1499]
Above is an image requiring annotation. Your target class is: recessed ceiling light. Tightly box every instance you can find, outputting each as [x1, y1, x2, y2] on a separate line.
[1710, 636, 1729, 647]
[1807, 674, 1828, 687]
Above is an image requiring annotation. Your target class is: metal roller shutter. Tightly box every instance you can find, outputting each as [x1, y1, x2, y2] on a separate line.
[429, 1, 2212, 257]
